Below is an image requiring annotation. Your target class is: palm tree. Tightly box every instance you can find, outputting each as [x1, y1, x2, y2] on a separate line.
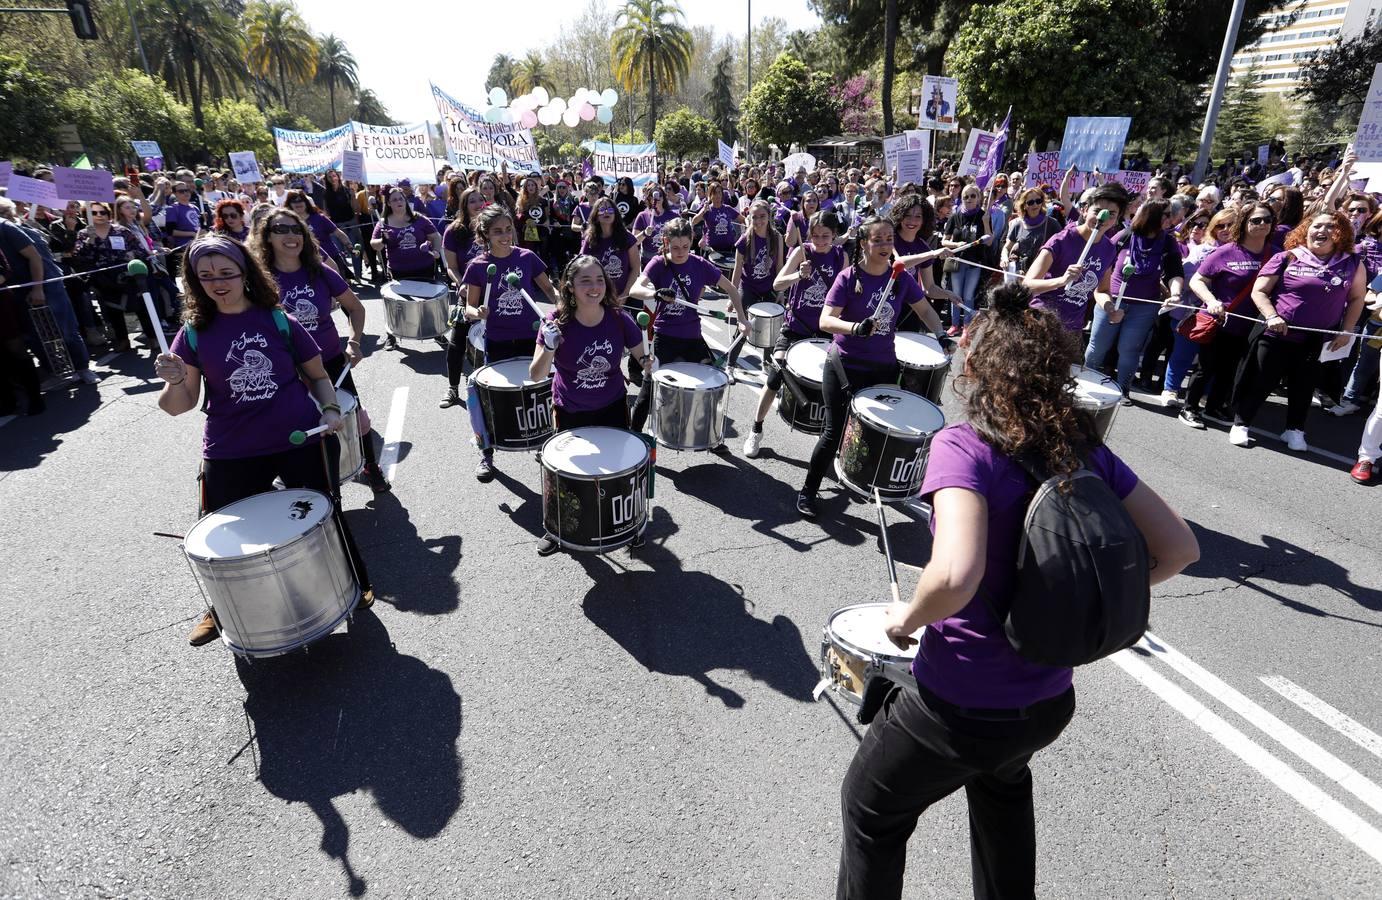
[511, 52, 550, 96]
[315, 33, 358, 123]
[243, 0, 318, 108]
[132, 0, 246, 131]
[355, 89, 395, 126]
[487, 54, 517, 96]
[611, 0, 692, 133]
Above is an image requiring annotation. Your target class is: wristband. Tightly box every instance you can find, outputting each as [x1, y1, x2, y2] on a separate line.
[321, 403, 342, 414]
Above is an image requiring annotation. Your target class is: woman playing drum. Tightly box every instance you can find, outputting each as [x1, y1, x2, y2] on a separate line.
[578, 197, 640, 307]
[372, 185, 442, 350]
[154, 235, 374, 648]
[529, 255, 653, 555]
[439, 187, 491, 409]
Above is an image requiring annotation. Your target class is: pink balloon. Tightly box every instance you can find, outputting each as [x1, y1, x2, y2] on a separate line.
[520, 109, 538, 129]
[579, 102, 596, 122]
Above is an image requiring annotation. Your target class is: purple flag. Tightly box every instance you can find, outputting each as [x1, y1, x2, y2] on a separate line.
[581, 157, 594, 180]
[975, 108, 1010, 191]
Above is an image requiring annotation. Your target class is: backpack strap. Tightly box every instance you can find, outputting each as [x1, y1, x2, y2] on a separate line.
[271, 307, 297, 364]
[186, 325, 198, 352]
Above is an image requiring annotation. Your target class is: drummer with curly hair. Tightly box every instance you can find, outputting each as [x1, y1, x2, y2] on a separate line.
[154, 234, 375, 648]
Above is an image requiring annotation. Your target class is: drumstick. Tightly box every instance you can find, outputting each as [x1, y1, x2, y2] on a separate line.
[504, 271, 547, 332]
[874, 488, 901, 606]
[127, 259, 170, 356]
[870, 261, 907, 325]
[289, 423, 331, 445]
[333, 360, 352, 389]
[636, 311, 653, 368]
[1075, 209, 1112, 268]
[1112, 261, 1136, 312]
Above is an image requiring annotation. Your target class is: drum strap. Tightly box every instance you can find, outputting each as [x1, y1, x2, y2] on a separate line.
[826, 344, 851, 394]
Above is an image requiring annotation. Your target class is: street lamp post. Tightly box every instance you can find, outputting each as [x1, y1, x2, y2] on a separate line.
[1192, 0, 1248, 184]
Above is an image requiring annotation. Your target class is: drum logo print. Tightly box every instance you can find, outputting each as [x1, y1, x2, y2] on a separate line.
[225, 332, 277, 402]
[889, 446, 926, 488]
[287, 498, 314, 520]
[575, 340, 613, 390]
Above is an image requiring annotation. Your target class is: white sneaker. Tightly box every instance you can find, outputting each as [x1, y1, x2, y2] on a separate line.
[743, 428, 764, 458]
[1281, 429, 1308, 452]
[1228, 425, 1252, 447]
[1329, 400, 1361, 417]
[1159, 390, 1180, 408]
[76, 369, 100, 385]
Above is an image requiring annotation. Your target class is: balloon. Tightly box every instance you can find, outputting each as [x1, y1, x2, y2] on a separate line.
[520, 109, 538, 129]
[532, 86, 549, 106]
[562, 108, 581, 128]
[596, 105, 614, 125]
[568, 94, 583, 111]
[488, 86, 508, 107]
[537, 105, 556, 126]
[549, 96, 566, 113]
[579, 102, 596, 122]
[484, 106, 502, 124]
[600, 88, 618, 107]
[499, 108, 514, 125]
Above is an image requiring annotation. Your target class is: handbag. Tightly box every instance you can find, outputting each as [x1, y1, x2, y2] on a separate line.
[1176, 246, 1272, 345]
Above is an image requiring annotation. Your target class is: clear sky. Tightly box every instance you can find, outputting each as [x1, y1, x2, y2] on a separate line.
[291, 0, 822, 124]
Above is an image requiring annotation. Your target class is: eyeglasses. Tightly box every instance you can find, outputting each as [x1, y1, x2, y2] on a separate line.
[269, 223, 304, 235]
[91, 209, 110, 217]
[1190, 221, 1207, 229]
[1247, 216, 1271, 225]
[1024, 199, 1044, 208]
[1213, 224, 1231, 232]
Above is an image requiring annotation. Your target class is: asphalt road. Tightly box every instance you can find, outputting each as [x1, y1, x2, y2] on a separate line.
[2, 290, 1381, 900]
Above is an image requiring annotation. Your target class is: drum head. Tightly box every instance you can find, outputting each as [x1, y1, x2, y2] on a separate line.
[543, 427, 648, 475]
[852, 387, 945, 437]
[652, 362, 729, 390]
[895, 332, 948, 368]
[1071, 365, 1121, 410]
[749, 302, 785, 319]
[785, 338, 829, 383]
[827, 603, 922, 662]
[185, 489, 333, 560]
[389, 279, 448, 300]
[468, 319, 486, 348]
[476, 358, 544, 388]
[334, 387, 357, 414]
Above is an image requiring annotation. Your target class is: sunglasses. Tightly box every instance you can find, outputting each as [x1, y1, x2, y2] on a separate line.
[269, 223, 304, 235]
[174, 188, 191, 194]
[1024, 199, 1044, 207]
[1348, 207, 1370, 215]
[91, 209, 110, 217]
[1190, 221, 1207, 228]
[1247, 216, 1271, 225]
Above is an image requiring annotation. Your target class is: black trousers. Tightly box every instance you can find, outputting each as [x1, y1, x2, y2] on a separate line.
[1184, 329, 1249, 415]
[803, 355, 898, 497]
[554, 395, 629, 431]
[445, 318, 473, 389]
[629, 332, 714, 430]
[92, 283, 156, 346]
[837, 683, 1076, 900]
[322, 352, 382, 473]
[763, 326, 814, 393]
[1232, 329, 1326, 431]
[200, 440, 372, 594]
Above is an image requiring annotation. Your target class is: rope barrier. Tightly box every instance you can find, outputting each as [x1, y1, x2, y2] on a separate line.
[4, 243, 188, 293]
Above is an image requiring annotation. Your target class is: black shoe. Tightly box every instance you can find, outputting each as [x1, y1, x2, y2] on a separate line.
[439, 388, 461, 408]
[1205, 405, 1231, 421]
[474, 454, 495, 482]
[383, 334, 398, 351]
[796, 492, 817, 519]
[536, 535, 560, 556]
[434, 336, 448, 348]
[1119, 392, 1134, 408]
[364, 464, 391, 493]
[1178, 408, 1206, 429]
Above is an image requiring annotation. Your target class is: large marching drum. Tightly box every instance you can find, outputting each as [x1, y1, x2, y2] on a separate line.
[473, 358, 555, 451]
[182, 489, 359, 658]
[651, 362, 730, 451]
[540, 427, 651, 552]
[895, 332, 951, 406]
[836, 387, 946, 503]
[777, 338, 829, 435]
[1071, 364, 1122, 443]
[381, 280, 450, 341]
[818, 603, 924, 705]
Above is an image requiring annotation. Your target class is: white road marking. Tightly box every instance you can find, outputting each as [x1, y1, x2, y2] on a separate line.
[1111, 648, 1382, 865]
[1262, 675, 1382, 762]
[378, 386, 409, 482]
[1139, 633, 1382, 818]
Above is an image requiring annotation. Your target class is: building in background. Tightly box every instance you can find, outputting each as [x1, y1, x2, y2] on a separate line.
[1229, 0, 1382, 96]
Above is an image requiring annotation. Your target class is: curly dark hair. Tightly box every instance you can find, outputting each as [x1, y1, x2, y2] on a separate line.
[954, 282, 1102, 476]
[180, 236, 282, 330]
[251, 207, 325, 279]
[888, 193, 937, 242]
[556, 254, 619, 324]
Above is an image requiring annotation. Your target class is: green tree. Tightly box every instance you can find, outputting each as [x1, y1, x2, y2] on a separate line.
[314, 34, 358, 124]
[704, 50, 739, 143]
[740, 53, 842, 153]
[487, 54, 517, 97]
[612, 0, 693, 135]
[654, 107, 719, 160]
[0, 51, 64, 161]
[202, 98, 276, 160]
[354, 89, 394, 125]
[1213, 69, 1270, 160]
[511, 52, 550, 95]
[132, 0, 246, 131]
[1295, 24, 1382, 125]
[60, 70, 197, 163]
[243, 0, 318, 108]
[264, 105, 315, 133]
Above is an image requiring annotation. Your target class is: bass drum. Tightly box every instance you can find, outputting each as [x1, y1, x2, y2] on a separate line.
[474, 358, 554, 451]
[819, 603, 924, 705]
[1071, 364, 1121, 443]
[541, 427, 650, 552]
[382, 280, 449, 340]
[651, 362, 730, 451]
[777, 338, 829, 435]
[183, 489, 359, 658]
[895, 332, 951, 405]
[836, 386, 945, 503]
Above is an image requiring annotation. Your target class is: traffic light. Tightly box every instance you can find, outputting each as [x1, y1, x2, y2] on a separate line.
[66, 0, 98, 41]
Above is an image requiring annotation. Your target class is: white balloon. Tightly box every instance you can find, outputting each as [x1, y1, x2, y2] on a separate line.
[562, 108, 581, 128]
[538, 105, 559, 126]
[532, 86, 550, 106]
[549, 96, 566, 113]
[600, 88, 618, 107]
[488, 87, 508, 107]
[500, 108, 514, 125]
[484, 106, 502, 124]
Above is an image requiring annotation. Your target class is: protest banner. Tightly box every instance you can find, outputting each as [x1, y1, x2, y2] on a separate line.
[130, 140, 162, 159]
[229, 151, 263, 183]
[882, 133, 908, 178]
[1257, 144, 1270, 166]
[0, 161, 14, 189]
[274, 123, 354, 174]
[895, 148, 927, 185]
[1112, 170, 1151, 196]
[1355, 63, 1382, 164]
[51, 165, 114, 201]
[8, 174, 60, 207]
[718, 139, 735, 168]
[917, 75, 958, 132]
[781, 152, 816, 175]
[958, 129, 999, 178]
[342, 149, 366, 184]
[431, 82, 541, 174]
[1058, 117, 1132, 173]
[1025, 151, 1061, 187]
[585, 141, 659, 186]
[351, 121, 439, 184]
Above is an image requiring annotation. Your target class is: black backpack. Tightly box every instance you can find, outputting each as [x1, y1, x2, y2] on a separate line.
[996, 457, 1151, 667]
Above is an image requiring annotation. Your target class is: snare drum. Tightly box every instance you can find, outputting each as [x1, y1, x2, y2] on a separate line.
[382, 280, 449, 340]
[466, 318, 487, 371]
[541, 427, 650, 552]
[183, 489, 359, 658]
[895, 332, 951, 405]
[474, 358, 554, 451]
[747, 302, 785, 349]
[836, 387, 945, 502]
[820, 603, 923, 704]
[1071, 365, 1121, 443]
[331, 388, 363, 481]
[652, 362, 730, 450]
[777, 338, 829, 435]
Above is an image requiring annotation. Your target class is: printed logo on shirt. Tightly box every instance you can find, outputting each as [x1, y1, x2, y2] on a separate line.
[868, 285, 896, 336]
[617, 201, 630, 217]
[574, 339, 614, 390]
[395, 226, 418, 252]
[225, 332, 278, 402]
[714, 214, 729, 236]
[602, 250, 624, 283]
[280, 284, 320, 331]
[1065, 266, 1099, 306]
[751, 244, 772, 280]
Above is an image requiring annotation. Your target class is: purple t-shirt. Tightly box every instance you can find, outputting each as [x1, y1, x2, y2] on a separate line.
[1259, 247, 1360, 343]
[549, 308, 642, 413]
[1195, 242, 1271, 336]
[784, 245, 845, 336]
[1030, 223, 1117, 332]
[442, 224, 480, 271]
[632, 208, 679, 258]
[735, 231, 778, 295]
[273, 265, 349, 361]
[826, 265, 925, 366]
[170, 307, 323, 460]
[462, 247, 547, 342]
[1109, 230, 1179, 308]
[1357, 236, 1382, 281]
[163, 202, 202, 248]
[894, 233, 935, 281]
[702, 204, 739, 251]
[915, 423, 1139, 708]
[373, 216, 437, 276]
[580, 231, 638, 296]
[643, 254, 721, 339]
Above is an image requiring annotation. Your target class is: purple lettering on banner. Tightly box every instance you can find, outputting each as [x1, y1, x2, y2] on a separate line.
[52, 165, 115, 202]
[7, 174, 60, 207]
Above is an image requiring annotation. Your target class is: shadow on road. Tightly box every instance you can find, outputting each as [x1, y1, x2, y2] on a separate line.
[237, 612, 462, 897]
[0, 381, 103, 472]
[577, 509, 820, 708]
[352, 491, 462, 616]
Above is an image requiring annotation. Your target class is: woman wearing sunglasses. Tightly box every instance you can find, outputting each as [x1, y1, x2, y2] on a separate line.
[1000, 188, 1060, 283]
[212, 199, 250, 242]
[579, 197, 640, 307]
[371, 186, 442, 350]
[1157, 209, 1234, 406]
[73, 200, 154, 356]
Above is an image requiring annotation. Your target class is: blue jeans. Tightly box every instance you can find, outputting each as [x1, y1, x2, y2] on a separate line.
[948, 262, 983, 328]
[1084, 302, 1159, 393]
[27, 282, 90, 372]
[1342, 321, 1381, 404]
[1164, 329, 1200, 394]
